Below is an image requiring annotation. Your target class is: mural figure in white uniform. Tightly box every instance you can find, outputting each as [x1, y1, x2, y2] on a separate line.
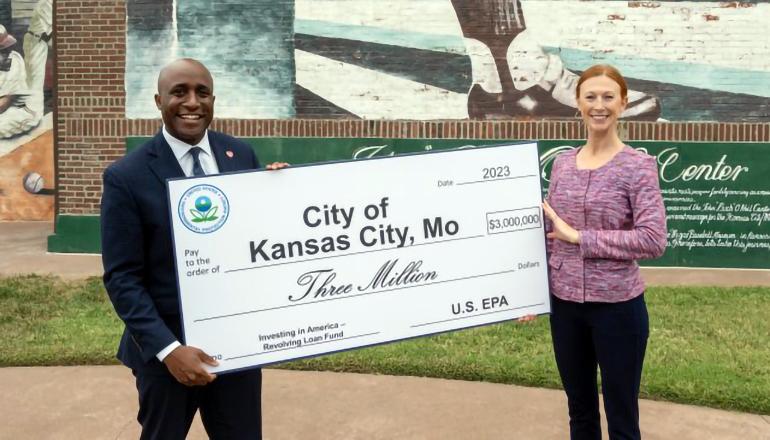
[0, 0, 51, 138]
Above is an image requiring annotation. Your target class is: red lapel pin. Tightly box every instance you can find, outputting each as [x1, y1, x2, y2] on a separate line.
[225, 150, 234, 158]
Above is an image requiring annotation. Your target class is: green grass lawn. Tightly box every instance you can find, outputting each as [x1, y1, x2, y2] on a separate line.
[1, 275, 768, 414]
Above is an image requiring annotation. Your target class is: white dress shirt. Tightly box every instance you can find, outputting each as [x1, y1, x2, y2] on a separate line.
[156, 126, 220, 362]
[162, 125, 220, 177]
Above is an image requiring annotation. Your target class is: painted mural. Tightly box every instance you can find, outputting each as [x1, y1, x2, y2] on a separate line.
[0, 0, 53, 221]
[126, 0, 295, 119]
[125, 0, 770, 122]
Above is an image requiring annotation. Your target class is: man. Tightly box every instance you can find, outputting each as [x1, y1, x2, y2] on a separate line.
[101, 58, 285, 439]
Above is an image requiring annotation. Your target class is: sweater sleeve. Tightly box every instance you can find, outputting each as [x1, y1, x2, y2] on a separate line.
[579, 154, 668, 260]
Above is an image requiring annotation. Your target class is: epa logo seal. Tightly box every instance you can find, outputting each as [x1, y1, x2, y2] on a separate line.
[178, 184, 229, 234]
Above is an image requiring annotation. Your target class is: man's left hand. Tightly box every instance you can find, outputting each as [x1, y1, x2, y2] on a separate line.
[266, 162, 289, 170]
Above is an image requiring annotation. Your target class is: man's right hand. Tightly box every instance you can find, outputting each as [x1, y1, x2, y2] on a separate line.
[163, 345, 219, 386]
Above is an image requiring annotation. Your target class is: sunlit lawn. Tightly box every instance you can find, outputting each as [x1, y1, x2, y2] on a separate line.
[1, 276, 768, 414]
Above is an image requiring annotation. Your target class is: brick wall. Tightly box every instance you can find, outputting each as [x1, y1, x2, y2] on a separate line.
[55, 0, 770, 216]
[56, 0, 125, 214]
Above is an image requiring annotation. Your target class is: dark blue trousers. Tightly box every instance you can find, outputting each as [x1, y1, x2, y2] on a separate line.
[550, 294, 649, 440]
[134, 368, 262, 440]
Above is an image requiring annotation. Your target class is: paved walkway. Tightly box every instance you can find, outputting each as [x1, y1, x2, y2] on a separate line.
[0, 221, 102, 279]
[1, 366, 768, 440]
[1, 221, 769, 439]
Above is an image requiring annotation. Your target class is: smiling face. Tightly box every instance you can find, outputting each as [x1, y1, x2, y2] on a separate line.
[154, 59, 215, 145]
[577, 75, 628, 135]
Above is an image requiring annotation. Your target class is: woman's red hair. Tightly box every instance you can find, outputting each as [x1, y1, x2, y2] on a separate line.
[575, 64, 628, 100]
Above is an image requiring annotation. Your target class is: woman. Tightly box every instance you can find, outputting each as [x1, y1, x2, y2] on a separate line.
[541, 64, 667, 439]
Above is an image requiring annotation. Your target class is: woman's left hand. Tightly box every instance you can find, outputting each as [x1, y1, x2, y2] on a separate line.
[542, 201, 580, 244]
[517, 314, 538, 323]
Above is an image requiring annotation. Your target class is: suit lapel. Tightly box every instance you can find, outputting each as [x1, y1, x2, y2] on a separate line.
[147, 132, 185, 185]
[210, 132, 238, 173]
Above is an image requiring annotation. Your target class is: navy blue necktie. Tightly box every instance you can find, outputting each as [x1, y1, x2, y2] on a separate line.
[190, 147, 206, 176]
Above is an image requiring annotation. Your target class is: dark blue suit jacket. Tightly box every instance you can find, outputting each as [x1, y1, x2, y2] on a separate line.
[101, 130, 259, 373]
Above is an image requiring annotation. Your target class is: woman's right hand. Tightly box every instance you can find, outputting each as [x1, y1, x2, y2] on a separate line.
[542, 201, 580, 244]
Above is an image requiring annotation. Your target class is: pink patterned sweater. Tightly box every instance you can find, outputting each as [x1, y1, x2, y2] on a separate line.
[546, 145, 667, 303]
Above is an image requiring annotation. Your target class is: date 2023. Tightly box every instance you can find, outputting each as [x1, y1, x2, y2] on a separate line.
[438, 165, 511, 187]
[483, 166, 510, 179]
[452, 295, 509, 315]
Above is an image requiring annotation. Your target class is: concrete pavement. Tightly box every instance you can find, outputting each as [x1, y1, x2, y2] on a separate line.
[1, 221, 769, 439]
[0, 221, 102, 279]
[1, 366, 768, 440]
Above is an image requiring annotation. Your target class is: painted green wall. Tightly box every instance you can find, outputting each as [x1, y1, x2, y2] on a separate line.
[48, 214, 101, 254]
[51, 137, 770, 269]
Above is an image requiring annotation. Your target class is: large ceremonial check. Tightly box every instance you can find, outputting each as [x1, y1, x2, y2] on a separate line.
[168, 142, 550, 373]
